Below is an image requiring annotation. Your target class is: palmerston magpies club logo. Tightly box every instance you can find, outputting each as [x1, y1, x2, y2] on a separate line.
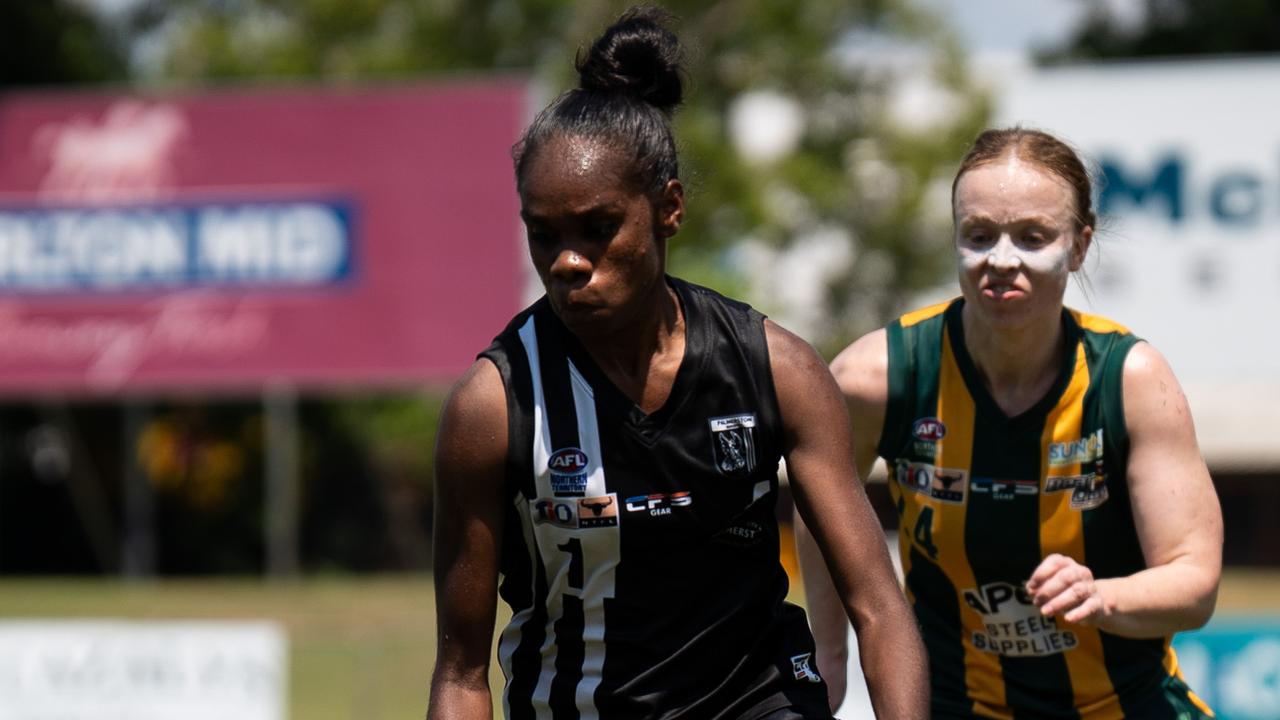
[709, 414, 757, 477]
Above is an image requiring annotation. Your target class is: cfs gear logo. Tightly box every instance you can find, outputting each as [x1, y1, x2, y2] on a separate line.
[895, 460, 968, 504]
[709, 414, 757, 477]
[912, 417, 947, 442]
[1045, 473, 1110, 510]
[790, 653, 822, 683]
[548, 447, 589, 497]
[532, 494, 618, 529]
[624, 491, 692, 517]
[971, 477, 1038, 501]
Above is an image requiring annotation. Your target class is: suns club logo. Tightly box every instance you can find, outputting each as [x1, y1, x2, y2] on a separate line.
[1048, 429, 1104, 467]
[548, 447, 589, 497]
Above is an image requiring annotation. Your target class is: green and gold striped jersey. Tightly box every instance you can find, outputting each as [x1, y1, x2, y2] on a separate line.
[879, 298, 1213, 719]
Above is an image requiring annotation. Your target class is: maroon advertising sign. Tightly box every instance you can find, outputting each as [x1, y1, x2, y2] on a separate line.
[0, 80, 529, 395]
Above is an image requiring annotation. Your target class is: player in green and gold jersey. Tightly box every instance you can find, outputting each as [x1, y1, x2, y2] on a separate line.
[799, 128, 1223, 718]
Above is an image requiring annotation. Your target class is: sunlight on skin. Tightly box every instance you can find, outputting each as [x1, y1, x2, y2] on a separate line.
[955, 157, 1078, 281]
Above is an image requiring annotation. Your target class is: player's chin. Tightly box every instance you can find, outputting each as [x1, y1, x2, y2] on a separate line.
[556, 305, 617, 339]
[976, 299, 1042, 327]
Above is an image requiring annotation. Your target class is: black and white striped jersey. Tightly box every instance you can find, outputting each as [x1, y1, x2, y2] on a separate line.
[480, 277, 831, 720]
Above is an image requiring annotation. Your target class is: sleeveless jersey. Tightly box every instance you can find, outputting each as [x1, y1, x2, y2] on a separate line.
[481, 277, 830, 720]
[879, 298, 1213, 719]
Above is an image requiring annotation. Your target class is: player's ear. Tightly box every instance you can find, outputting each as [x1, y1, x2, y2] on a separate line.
[1070, 225, 1092, 272]
[656, 179, 683, 239]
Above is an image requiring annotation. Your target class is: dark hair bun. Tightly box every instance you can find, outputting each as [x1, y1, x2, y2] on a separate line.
[576, 6, 684, 114]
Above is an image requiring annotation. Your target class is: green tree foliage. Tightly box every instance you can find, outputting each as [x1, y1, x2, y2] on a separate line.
[1040, 0, 1280, 61]
[132, 0, 986, 352]
[0, 0, 129, 87]
[0, 1, 989, 572]
[128, 2, 987, 569]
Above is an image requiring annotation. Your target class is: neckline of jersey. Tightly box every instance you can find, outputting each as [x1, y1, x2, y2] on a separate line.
[550, 275, 707, 442]
[944, 298, 1082, 426]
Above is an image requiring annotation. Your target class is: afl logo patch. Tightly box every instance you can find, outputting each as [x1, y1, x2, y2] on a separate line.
[548, 447, 589, 497]
[912, 417, 947, 442]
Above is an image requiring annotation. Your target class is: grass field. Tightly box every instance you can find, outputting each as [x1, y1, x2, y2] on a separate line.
[0, 569, 1276, 719]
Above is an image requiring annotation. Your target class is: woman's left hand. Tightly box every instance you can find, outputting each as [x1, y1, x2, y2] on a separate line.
[1027, 553, 1114, 625]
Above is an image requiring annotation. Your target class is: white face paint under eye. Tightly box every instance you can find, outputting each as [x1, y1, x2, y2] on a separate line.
[958, 233, 1073, 277]
[987, 235, 1022, 269]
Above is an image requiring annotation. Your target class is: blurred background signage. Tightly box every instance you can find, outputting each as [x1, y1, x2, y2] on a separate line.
[0, 621, 285, 720]
[0, 81, 531, 578]
[997, 58, 1280, 469]
[0, 83, 528, 395]
[1173, 619, 1280, 720]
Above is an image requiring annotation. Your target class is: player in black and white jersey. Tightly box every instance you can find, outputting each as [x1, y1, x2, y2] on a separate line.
[427, 7, 927, 719]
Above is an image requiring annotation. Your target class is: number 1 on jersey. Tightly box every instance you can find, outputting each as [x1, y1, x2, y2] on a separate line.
[558, 537, 584, 590]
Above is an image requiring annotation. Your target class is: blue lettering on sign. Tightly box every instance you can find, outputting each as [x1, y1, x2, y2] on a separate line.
[1100, 154, 1184, 222]
[0, 200, 354, 292]
[1099, 154, 1276, 227]
[1209, 172, 1262, 226]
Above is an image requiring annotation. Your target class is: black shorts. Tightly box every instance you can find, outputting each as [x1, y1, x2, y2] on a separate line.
[753, 708, 836, 720]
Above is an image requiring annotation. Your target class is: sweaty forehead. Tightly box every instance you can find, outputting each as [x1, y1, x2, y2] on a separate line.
[523, 134, 632, 187]
[954, 158, 1076, 223]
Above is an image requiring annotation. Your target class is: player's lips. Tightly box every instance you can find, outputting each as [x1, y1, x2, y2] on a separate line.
[554, 291, 604, 315]
[982, 283, 1025, 300]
